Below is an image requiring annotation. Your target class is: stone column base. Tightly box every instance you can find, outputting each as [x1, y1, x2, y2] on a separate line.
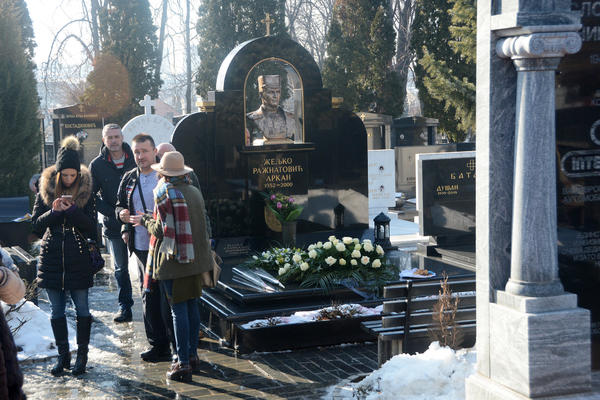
[466, 372, 600, 400]
[466, 291, 592, 398]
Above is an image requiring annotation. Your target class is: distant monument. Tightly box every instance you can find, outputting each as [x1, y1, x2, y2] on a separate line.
[246, 75, 300, 144]
[122, 95, 174, 144]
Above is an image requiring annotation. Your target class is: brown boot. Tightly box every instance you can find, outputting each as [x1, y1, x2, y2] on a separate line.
[167, 362, 192, 382]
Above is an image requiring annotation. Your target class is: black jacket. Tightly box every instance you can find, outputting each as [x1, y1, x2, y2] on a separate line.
[115, 167, 145, 254]
[89, 143, 136, 238]
[32, 165, 97, 290]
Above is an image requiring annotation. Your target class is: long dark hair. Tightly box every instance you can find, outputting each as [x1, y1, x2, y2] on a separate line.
[54, 171, 80, 198]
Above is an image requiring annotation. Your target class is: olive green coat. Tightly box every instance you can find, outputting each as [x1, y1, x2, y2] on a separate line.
[142, 182, 212, 281]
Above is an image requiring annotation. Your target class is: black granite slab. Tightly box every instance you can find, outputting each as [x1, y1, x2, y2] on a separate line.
[418, 155, 476, 243]
[556, 1, 600, 368]
[234, 316, 380, 353]
[172, 35, 369, 246]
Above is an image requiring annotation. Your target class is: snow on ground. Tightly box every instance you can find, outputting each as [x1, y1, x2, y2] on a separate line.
[328, 342, 476, 400]
[3, 300, 75, 362]
[240, 304, 383, 329]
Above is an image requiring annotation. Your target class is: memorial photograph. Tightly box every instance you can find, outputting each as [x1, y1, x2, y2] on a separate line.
[244, 59, 303, 145]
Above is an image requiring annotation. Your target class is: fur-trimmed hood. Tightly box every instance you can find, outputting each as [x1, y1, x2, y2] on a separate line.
[39, 164, 93, 208]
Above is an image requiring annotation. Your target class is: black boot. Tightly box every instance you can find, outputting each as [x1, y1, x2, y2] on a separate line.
[50, 317, 70, 376]
[72, 316, 92, 376]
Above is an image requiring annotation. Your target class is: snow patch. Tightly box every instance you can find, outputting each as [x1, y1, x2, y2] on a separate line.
[329, 342, 476, 400]
[241, 304, 383, 329]
[3, 301, 76, 361]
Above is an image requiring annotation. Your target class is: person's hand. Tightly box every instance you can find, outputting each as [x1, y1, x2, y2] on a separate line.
[52, 198, 64, 211]
[119, 209, 130, 223]
[130, 211, 144, 227]
[122, 232, 129, 244]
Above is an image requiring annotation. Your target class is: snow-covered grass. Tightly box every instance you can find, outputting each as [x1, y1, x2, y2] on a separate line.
[328, 342, 476, 400]
[3, 300, 75, 362]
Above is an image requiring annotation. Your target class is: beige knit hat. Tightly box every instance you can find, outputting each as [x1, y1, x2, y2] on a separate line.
[151, 151, 193, 177]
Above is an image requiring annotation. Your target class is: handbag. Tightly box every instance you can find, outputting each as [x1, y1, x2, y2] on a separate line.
[200, 250, 222, 288]
[74, 228, 105, 274]
[86, 238, 105, 274]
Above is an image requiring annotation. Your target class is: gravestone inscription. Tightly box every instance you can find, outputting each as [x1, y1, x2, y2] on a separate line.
[416, 151, 476, 243]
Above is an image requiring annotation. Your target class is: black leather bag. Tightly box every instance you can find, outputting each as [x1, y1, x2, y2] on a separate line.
[75, 228, 105, 274]
[87, 238, 105, 274]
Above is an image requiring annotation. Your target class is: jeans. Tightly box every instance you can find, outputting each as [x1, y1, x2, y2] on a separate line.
[46, 288, 90, 319]
[134, 250, 174, 350]
[107, 236, 133, 312]
[161, 280, 200, 365]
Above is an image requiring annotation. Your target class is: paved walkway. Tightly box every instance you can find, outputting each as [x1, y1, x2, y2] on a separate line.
[21, 257, 378, 399]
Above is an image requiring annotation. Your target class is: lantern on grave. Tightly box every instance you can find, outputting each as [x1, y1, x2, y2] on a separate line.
[373, 212, 391, 249]
[334, 203, 345, 229]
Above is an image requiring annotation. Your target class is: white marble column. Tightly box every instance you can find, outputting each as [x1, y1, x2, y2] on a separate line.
[497, 32, 582, 297]
[467, 30, 594, 399]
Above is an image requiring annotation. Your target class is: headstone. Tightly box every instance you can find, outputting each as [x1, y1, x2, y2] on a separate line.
[368, 150, 395, 227]
[556, 1, 600, 368]
[172, 35, 368, 249]
[466, 0, 594, 398]
[52, 104, 103, 165]
[122, 95, 175, 145]
[415, 151, 476, 269]
[416, 151, 475, 243]
[391, 116, 439, 146]
[395, 143, 465, 198]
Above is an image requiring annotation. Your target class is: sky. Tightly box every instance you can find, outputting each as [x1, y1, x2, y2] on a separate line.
[25, 0, 86, 68]
[24, 0, 193, 74]
[24, 0, 199, 114]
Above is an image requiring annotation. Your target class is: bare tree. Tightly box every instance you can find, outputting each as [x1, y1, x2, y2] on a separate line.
[391, 0, 415, 92]
[184, 0, 192, 113]
[287, 0, 334, 69]
[156, 0, 169, 84]
[285, 0, 305, 40]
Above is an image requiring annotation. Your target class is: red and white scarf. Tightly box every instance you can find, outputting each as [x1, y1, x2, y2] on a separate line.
[148, 176, 195, 267]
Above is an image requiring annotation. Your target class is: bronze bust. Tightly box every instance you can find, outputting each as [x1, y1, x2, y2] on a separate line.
[246, 75, 299, 144]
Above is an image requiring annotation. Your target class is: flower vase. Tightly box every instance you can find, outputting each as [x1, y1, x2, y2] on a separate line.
[281, 220, 297, 248]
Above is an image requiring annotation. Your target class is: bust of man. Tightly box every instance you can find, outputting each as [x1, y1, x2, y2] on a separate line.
[246, 75, 298, 144]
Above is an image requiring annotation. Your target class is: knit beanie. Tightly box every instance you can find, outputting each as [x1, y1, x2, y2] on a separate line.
[55, 136, 81, 172]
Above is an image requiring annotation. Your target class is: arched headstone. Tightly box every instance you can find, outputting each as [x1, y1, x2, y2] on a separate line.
[122, 95, 175, 145]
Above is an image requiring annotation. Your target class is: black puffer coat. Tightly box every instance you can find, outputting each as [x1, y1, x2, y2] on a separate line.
[32, 164, 97, 290]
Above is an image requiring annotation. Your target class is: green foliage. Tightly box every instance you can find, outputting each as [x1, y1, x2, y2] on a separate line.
[410, 0, 475, 142]
[244, 236, 397, 291]
[196, 0, 287, 99]
[0, 0, 40, 197]
[322, 1, 403, 115]
[263, 192, 303, 222]
[85, 0, 161, 124]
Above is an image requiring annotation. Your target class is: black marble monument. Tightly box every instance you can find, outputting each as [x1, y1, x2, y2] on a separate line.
[556, 0, 600, 368]
[416, 152, 476, 269]
[172, 35, 368, 253]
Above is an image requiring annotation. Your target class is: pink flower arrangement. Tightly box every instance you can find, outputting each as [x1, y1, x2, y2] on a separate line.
[263, 192, 303, 222]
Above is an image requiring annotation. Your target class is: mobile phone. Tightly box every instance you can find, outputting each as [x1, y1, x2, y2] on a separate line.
[61, 195, 73, 199]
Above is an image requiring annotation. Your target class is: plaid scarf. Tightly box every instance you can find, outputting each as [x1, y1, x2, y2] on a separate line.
[147, 175, 195, 271]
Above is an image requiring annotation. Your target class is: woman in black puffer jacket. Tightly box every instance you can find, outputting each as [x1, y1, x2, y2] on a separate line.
[32, 136, 97, 377]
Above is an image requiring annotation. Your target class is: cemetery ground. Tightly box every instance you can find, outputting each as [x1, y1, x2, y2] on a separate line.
[18, 254, 380, 399]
